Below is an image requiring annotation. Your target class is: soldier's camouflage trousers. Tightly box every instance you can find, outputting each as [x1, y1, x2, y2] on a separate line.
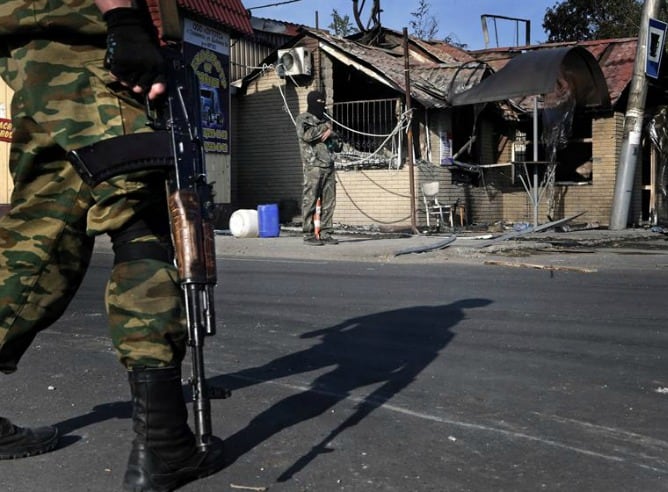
[302, 165, 336, 237]
[0, 39, 186, 373]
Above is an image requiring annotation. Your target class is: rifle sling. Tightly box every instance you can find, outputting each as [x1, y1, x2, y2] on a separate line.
[67, 132, 174, 188]
[113, 241, 173, 265]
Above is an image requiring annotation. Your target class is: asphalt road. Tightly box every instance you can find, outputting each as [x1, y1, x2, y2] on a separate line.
[1, 240, 667, 491]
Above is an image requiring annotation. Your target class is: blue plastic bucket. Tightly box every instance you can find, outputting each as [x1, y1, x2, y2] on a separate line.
[257, 203, 280, 237]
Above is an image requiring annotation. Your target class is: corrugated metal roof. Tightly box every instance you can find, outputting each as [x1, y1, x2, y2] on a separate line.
[306, 29, 486, 108]
[411, 63, 488, 103]
[240, 26, 635, 112]
[250, 17, 301, 38]
[450, 46, 611, 113]
[410, 38, 478, 64]
[590, 38, 637, 104]
[177, 0, 253, 36]
[346, 28, 476, 65]
[469, 38, 637, 109]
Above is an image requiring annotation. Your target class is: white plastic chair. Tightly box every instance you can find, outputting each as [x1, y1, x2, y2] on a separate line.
[421, 181, 453, 230]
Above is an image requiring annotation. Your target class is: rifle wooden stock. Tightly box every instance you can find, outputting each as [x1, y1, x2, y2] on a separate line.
[158, 46, 224, 451]
[168, 189, 207, 283]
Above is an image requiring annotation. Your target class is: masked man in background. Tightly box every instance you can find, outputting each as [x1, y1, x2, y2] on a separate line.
[296, 90, 342, 246]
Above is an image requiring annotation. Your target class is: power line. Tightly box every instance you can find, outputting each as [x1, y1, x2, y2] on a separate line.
[247, 0, 303, 11]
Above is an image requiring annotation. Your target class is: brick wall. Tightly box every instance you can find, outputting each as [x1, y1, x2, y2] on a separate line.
[461, 112, 629, 227]
[566, 113, 621, 225]
[335, 168, 412, 227]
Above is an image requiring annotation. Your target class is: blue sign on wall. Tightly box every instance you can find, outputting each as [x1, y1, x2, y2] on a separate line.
[183, 19, 230, 154]
[646, 18, 668, 79]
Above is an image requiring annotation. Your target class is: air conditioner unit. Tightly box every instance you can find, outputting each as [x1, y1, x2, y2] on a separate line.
[277, 47, 312, 77]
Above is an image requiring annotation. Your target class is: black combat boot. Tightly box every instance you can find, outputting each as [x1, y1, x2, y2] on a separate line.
[0, 417, 58, 459]
[123, 366, 225, 492]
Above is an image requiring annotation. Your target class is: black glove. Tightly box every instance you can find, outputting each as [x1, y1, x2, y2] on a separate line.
[103, 8, 165, 92]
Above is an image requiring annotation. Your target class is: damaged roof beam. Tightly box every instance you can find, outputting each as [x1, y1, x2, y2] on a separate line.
[319, 43, 398, 91]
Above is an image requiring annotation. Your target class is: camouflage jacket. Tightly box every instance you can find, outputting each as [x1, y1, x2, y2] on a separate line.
[0, 0, 105, 38]
[295, 111, 341, 169]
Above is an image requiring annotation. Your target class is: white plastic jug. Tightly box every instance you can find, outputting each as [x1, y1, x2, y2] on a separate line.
[229, 209, 258, 238]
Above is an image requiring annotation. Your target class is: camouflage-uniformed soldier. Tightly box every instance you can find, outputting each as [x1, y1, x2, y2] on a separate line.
[0, 0, 224, 490]
[296, 90, 341, 245]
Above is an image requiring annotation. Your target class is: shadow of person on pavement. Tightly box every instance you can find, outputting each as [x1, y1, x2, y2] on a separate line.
[214, 298, 492, 480]
[51, 401, 132, 450]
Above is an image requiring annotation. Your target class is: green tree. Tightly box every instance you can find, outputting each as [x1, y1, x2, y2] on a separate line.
[543, 0, 643, 42]
[409, 0, 439, 40]
[408, 0, 466, 47]
[329, 9, 358, 37]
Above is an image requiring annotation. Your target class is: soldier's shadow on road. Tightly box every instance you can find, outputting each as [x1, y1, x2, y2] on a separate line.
[212, 298, 491, 481]
[53, 401, 132, 449]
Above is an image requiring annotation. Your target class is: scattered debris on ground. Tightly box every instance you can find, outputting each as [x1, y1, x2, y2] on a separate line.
[484, 260, 598, 273]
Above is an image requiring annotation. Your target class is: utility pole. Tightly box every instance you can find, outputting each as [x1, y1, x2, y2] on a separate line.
[609, 0, 661, 229]
[403, 27, 418, 234]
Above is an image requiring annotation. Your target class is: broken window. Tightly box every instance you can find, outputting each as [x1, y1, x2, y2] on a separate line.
[553, 115, 593, 184]
[330, 98, 405, 170]
[510, 113, 593, 185]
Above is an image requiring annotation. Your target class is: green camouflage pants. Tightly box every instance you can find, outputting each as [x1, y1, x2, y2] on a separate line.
[302, 165, 336, 238]
[0, 39, 186, 372]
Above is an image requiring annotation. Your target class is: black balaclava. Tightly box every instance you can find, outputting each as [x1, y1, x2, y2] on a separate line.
[307, 90, 326, 119]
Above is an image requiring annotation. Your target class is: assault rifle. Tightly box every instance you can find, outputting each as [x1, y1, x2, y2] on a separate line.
[68, 46, 227, 451]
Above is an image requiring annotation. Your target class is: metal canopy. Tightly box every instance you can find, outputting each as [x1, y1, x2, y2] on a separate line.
[449, 46, 611, 110]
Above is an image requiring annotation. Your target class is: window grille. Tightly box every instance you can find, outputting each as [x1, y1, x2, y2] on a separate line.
[330, 98, 404, 170]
